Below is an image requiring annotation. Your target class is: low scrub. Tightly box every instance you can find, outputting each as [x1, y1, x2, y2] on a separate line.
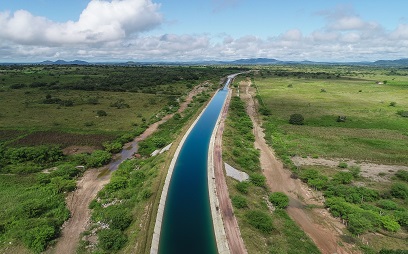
[245, 210, 274, 233]
[269, 192, 289, 209]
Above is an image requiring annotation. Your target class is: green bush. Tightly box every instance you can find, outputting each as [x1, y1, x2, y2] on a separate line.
[395, 170, 408, 182]
[390, 183, 408, 199]
[324, 185, 379, 203]
[98, 229, 127, 251]
[245, 210, 274, 233]
[86, 150, 111, 167]
[250, 173, 266, 188]
[289, 113, 304, 125]
[236, 181, 250, 194]
[394, 210, 408, 227]
[377, 200, 398, 210]
[299, 168, 328, 190]
[269, 192, 289, 209]
[338, 161, 348, 168]
[396, 110, 408, 117]
[332, 171, 353, 184]
[348, 166, 361, 178]
[232, 195, 248, 209]
[22, 225, 56, 253]
[101, 206, 132, 231]
[97, 110, 107, 117]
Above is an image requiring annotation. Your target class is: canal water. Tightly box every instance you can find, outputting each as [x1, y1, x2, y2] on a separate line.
[158, 78, 233, 254]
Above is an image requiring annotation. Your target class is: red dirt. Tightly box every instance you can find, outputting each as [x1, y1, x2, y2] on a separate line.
[214, 88, 248, 254]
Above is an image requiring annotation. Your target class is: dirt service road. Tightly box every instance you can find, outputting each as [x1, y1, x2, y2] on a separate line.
[240, 80, 354, 254]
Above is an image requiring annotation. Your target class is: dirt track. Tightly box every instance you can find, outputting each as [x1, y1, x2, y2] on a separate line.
[213, 88, 248, 254]
[51, 168, 110, 254]
[50, 84, 209, 254]
[240, 80, 355, 254]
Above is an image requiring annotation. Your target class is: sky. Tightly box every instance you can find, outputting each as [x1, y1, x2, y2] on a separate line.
[0, 0, 408, 62]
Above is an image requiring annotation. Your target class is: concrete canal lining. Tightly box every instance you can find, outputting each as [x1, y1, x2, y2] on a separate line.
[150, 79, 233, 253]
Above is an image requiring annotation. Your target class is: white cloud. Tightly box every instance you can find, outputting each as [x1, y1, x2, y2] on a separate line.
[0, 0, 162, 45]
[1, 3, 408, 62]
[391, 24, 408, 39]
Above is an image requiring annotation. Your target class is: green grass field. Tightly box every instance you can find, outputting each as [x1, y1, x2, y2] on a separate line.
[255, 66, 408, 165]
[253, 66, 408, 253]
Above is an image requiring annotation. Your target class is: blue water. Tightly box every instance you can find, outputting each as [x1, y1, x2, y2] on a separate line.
[158, 83, 231, 254]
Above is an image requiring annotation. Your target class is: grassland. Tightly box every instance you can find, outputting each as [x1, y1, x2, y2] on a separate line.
[253, 65, 408, 253]
[0, 64, 242, 253]
[255, 66, 408, 165]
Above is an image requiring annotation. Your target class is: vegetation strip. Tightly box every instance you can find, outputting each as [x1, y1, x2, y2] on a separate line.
[253, 66, 408, 253]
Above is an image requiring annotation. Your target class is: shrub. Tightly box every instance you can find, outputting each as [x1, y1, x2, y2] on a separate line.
[396, 110, 408, 117]
[325, 185, 379, 203]
[97, 110, 107, 117]
[336, 116, 346, 122]
[289, 113, 304, 125]
[86, 150, 111, 167]
[102, 206, 132, 231]
[22, 225, 56, 253]
[395, 170, 408, 182]
[250, 173, 266, 188]
[103, 141, 123, 153]
[299, 168, 329, 190]
[389, 101, 397, 107]
[348, 166, 361, 178]
[332, 171, 353, 184]
[377, 200, 398, 210]
[245, 210, 274, 233]
[98, 229, 127, 251]
[338, 161, 348, 168]
[232, 195, 248, 209]
[236, 181, 250, 194]
[348, 213, 375, 235]
[269, 192, 289, 209]
[390, 183, 408, 199]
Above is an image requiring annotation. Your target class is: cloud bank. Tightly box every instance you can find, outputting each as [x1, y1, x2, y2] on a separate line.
[0, 2, 407, 62]
[0, 0, 162, 45]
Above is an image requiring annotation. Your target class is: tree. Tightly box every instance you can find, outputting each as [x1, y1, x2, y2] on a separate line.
[289, 113, 304, 125]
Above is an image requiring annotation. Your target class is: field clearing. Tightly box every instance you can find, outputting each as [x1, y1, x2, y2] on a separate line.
[255, 70, 408, 165]
[0, 89, 167, 133]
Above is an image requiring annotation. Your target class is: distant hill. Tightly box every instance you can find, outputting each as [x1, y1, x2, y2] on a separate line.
[229, 58, 281, 65]
[373, 58, 408, 66]
[39, 60, 90, 65]
[2, 57, 408, 66]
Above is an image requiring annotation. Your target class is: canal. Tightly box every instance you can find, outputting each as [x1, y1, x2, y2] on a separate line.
[156, 76, 234, 254]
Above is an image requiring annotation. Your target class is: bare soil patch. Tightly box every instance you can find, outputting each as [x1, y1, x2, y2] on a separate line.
[240, 79, 356, 254]
[62, 145, 97, 155]
[49, 167, 111, 254]
[292, 156, 408, 182]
